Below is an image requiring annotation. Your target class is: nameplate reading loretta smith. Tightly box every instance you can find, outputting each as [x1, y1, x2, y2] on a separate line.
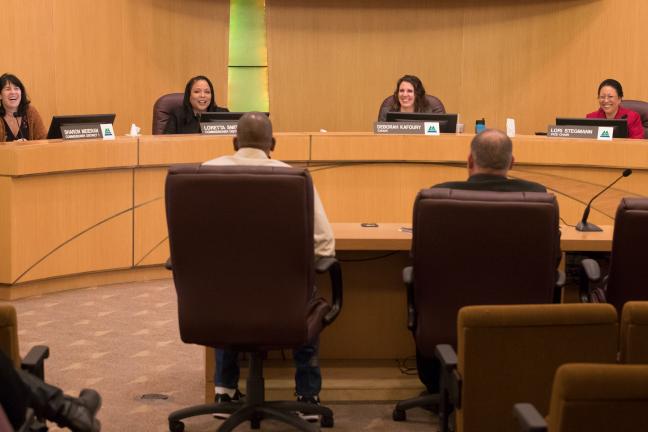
[374, 121, 442, 135]
[547, 125, 598, 139]
[201, 121, 238, 135]
[60, 123, 103, 140]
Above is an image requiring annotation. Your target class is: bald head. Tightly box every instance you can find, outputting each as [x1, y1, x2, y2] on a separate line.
[234, 112, 275, 154]
[469, 129, 513, 175]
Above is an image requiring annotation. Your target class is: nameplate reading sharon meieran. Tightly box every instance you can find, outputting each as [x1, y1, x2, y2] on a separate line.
[374, 121, 441, 136]
[201, 121, 238, 135]
[60, 123, 115, 140]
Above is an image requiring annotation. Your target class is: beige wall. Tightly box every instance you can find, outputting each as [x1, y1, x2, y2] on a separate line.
[267, 0, 648, 133]
[3, 0, 648, 135]
[1, 0, 230, 135]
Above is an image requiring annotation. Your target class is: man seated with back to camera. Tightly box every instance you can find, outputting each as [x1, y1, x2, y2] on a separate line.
[202, 112, 335, 421]
[416, 128, 554, 400]
[434, 128, 546, 192]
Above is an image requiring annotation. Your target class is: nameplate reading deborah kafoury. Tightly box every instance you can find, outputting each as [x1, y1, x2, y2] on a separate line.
[547, 125, 599, 139]
[374, 121, 441, 135]
[60, 123, 103, 140]
[201, 121, 238, 135]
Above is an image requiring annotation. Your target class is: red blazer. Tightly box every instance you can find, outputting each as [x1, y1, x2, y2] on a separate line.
[586, 106, 644, 139]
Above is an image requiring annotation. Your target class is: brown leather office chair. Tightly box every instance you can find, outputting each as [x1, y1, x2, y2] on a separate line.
[620, 301, 648, 363]
[152, 93, 183, 134]
[581, 198, 648, 312]
[376, 94, 445, 121]
[514, 363, 648, 432]
[439, 304, 618, 432]
[621, 99, 648, 138]
[393, 188, 563, 422]
[165, 164, 342, 432]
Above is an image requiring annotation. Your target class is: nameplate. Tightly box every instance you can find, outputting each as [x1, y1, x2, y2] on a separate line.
[374, 121, 441, 135]
[547, 125, 614, 140]
[60, 123, 115, 140]
[201, 121, 238, 135]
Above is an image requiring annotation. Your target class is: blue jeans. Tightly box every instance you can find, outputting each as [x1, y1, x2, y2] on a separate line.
[214, 339, 321, 398]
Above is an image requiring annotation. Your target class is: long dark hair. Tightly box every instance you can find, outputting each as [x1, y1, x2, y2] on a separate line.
[182, 75, 217, 116]
[390, 75, 430, 112]
[0, 73, 31, 117]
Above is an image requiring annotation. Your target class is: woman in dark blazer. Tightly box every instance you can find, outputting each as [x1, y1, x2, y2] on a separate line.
[163, 75, 228, 134]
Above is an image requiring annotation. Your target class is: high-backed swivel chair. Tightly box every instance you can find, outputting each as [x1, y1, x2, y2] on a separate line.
[165, 164, 342, 432]
[393, 189, 563, 422]
[621, 99, 648, 138]
[439, 304, 618, 432]
[580, 198, 648, 311]
[152, 93, 183, 134]
[514, 363, 648, 432]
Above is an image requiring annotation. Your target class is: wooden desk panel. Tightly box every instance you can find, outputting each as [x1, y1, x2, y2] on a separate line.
[0, 133, 637, 297]
[138, 133, 310, 166]
[0, 137, 137, 175]
[0, 169, 133, 284]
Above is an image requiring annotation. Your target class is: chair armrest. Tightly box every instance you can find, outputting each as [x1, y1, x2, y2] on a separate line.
[436, 344, 462, 432]
[435, 344, 461, 406]
[403, 266, 415, 330]
[316, 257, 343, 325]
[581, 258, 601, 282]
[21, 345, 49, 380]
[513, 403, 547, 432]
[579, 258, 605, 303]
[165, 257, 173, 270]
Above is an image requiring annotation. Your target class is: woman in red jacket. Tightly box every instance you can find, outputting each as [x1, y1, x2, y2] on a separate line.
[586, 78, 644, 139]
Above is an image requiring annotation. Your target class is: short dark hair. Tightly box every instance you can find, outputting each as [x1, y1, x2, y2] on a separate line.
[390, 75, 430, 112]
[471, 129, 512, 170]
[598, 78, 624, 98]
[0, 73, 31, 117]
[182, 75, 217, 113]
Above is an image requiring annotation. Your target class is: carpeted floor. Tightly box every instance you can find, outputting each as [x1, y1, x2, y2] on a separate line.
[7, 279, 437, 431]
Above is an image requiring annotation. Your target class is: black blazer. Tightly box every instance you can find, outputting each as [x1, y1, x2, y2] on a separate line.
[433, 173, 547, 192]
[163, 105, 229, 134]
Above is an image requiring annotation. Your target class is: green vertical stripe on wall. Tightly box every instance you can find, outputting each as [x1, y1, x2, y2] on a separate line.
[228, 0, 269, 112]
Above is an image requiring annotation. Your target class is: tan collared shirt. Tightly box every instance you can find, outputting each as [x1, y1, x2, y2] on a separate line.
[203, 147, 335, 257]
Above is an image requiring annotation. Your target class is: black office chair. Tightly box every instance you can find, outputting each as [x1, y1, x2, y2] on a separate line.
[1, 305, 49, 431]
[165, 164, 342, 432]
[580, 198, 648, 311]
[393, 188, 563, 422]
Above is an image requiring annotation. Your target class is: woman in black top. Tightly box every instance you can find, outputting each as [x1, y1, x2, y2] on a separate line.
[163, 75, 228, 134]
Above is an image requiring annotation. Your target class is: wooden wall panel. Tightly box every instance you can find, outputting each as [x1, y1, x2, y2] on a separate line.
[6, 1, 648, 136]
[267, 0, 648, 134]
[2, 0, 229, 136]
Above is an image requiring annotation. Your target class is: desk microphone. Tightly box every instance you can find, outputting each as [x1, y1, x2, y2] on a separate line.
[576, 168, 632, 232]
[13, 112, 24, 140]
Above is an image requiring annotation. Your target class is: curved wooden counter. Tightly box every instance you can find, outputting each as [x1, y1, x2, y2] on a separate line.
[0, 133, 644, 299]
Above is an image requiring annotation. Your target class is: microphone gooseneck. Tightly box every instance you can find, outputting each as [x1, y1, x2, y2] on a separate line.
[576, 168, 633, 232]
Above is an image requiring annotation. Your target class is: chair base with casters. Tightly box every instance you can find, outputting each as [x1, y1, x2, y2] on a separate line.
[168, 352, 334, 432]
[392, 392, 439, 421]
